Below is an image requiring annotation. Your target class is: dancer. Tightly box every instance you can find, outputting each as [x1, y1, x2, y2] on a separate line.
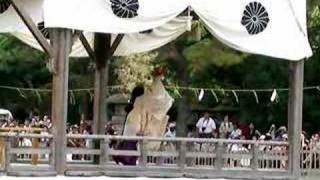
[114, 66, 174, 165]
[113, 86, 144, 166]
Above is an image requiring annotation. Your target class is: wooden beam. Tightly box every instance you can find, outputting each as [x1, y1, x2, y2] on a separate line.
[50, 28, 72, 174]
[77, 31, 96, 60]
[287, 60, 304, 180]
[10, 0, 54, 58]
[108, 34, 124, 58]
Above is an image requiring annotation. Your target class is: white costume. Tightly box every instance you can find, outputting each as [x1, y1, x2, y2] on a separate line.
[123, 76, 174, 150]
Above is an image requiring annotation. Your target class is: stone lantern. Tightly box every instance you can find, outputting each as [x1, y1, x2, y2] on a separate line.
[106, 94, 130, 134]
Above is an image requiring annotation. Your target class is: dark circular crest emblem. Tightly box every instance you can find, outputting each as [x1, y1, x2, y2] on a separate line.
[110, 0, 139, 18]
[37, 22, 50, 39]
[0, 0, 11, 14]
[241, 2, 270, 35]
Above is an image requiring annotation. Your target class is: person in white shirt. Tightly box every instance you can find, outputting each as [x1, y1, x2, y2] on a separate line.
[196, 112, 216, 138]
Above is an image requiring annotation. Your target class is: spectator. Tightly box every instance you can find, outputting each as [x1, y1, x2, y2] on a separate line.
[268, 124, 276, 140]
[164, 122, 176, 138]
[23, 119, 30, 129]
[196, 112, 216, 138]
[187, 124, 196, 138]
[248, 123, 261, 140]
[219, 115, 233, 139]
[275, 126, 287, 141]
[230, 123, 242, 140]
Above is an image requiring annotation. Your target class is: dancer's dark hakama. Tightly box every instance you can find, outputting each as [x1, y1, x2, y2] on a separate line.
[112, 87, 144, 166]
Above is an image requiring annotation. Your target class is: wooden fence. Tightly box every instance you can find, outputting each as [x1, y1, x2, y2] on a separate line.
[0, 133, 319, 179]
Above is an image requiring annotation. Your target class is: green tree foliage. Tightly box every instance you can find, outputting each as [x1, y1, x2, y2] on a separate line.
[112, 52, 158, 93]
[0, 34, 50, 119]
[0, 34, 94, 122]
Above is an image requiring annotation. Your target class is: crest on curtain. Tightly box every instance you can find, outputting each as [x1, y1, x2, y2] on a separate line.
[0, 0, 11, 14]
[241, 2, 270, 35]
[110, 0, 139, 18]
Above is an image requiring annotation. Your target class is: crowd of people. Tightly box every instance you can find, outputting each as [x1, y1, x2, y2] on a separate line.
[161, 112, 289, 142]
[0, 114, 95, 161]
[161, 112, 320, 167]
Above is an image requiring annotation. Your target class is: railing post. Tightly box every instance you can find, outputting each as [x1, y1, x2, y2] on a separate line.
[216, 141, 224, 170]
[100, 138, 110, 165]
[105, 138, 110, 163]
[31, 136, 40, 165]
[251, 142, 259, 171]
[178, 141, 186, 170]
[4, 136, 12, 172]
[156, 142, 165, 166]
[49, 137, 55, 169]
[139, 139, 147, 168]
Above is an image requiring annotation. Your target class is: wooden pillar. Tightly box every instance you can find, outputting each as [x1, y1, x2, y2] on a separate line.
[287, 60, 304, 180]
[93, 33, 111, 135]
[50, 28, 72, 174]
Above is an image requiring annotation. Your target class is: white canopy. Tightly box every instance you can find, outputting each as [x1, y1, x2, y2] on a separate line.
[43, 0, 190, 34]
[191, 0, 312, 60]
[0, 0, 313, 60]
[12, 16, 191, 57]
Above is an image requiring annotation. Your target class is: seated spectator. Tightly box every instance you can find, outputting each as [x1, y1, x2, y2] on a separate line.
[219, 115, 233, 139]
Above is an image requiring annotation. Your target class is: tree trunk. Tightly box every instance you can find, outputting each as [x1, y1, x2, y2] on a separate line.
[168, 43, 190, 137]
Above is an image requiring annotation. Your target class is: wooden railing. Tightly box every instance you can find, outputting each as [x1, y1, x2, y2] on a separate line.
[1, 133, 319, 179]
[0, 132, 54, 176]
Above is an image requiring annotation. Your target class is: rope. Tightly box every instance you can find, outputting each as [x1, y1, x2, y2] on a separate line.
[1, 84, 320, 93]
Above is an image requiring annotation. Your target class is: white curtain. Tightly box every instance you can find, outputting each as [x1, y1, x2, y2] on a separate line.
[12, 16, 191, 57]
[288, 0, 307, 34]
[12, 32, 88, 57]
[191, 0, 312, 60]
[0, 0, 313, 60]
[43, 0, 189, 34]
[113, 16, 191, 56]
[0, 0, 43, 33]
